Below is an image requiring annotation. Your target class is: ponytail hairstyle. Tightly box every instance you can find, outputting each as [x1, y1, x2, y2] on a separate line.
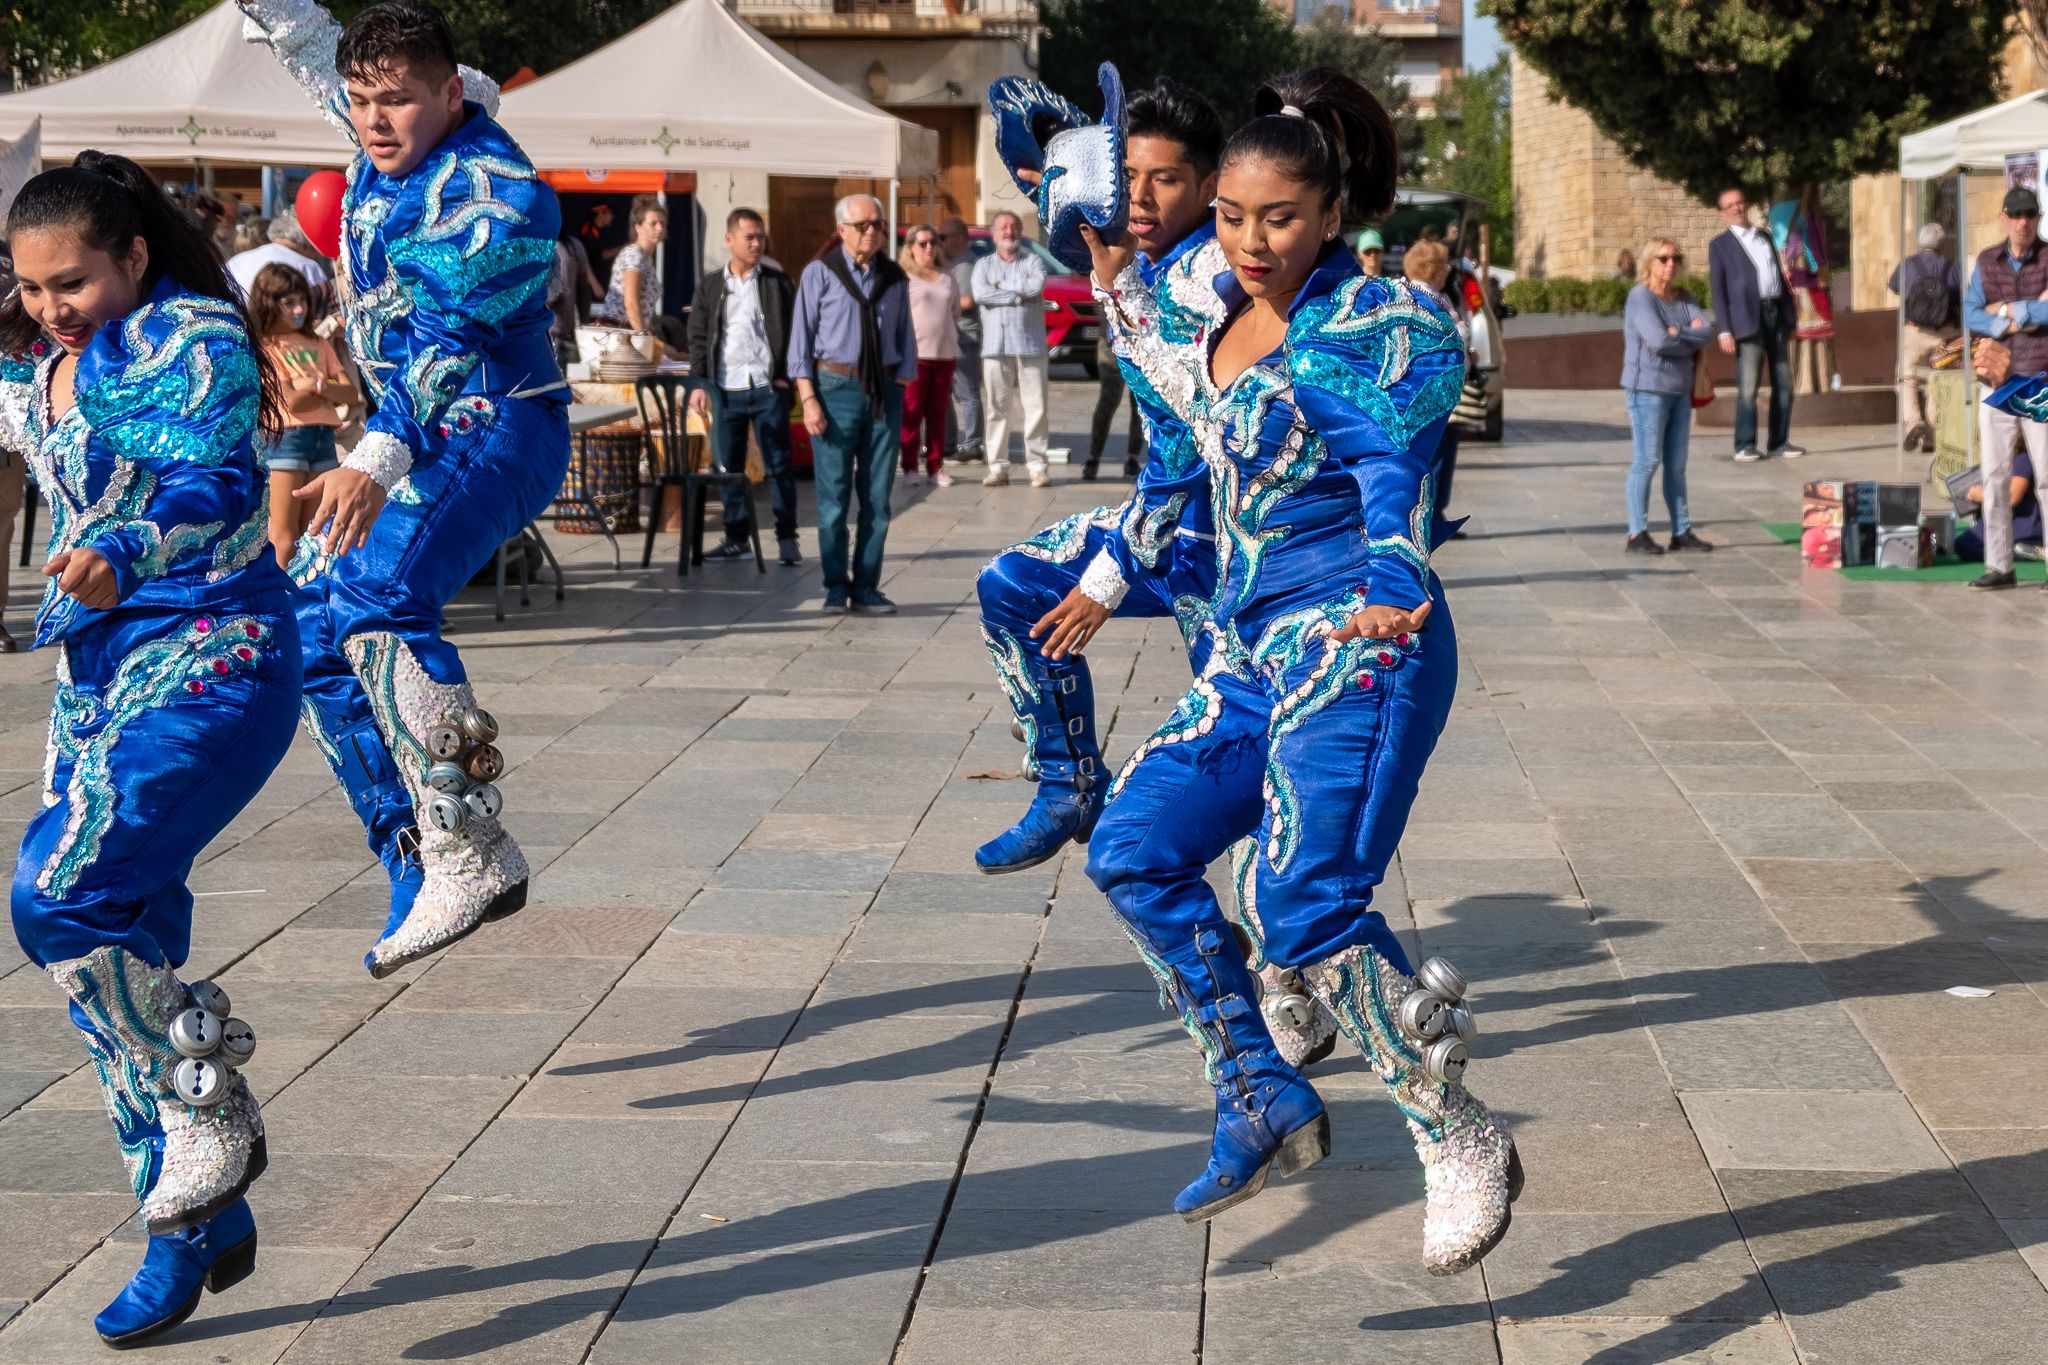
[0, 150, 283, 439]
[1219, 68, 1399, 226]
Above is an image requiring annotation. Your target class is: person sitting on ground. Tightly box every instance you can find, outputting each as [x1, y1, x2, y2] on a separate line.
[1955, 448, 2044, 563]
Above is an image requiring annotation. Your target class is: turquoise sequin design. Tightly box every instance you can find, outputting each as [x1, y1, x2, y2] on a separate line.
[1250, 590, 1420, 872]
[1118, 490, 1188, 571]
[64, 955, 175, 1200]
[348, 632, 432, 777]
[40, 616, 274, 898]
[1007, 505, 1120, 565]
[1287, 277, 1465, 454]
[980, 623, 1041, 755]
[1322, 953, 1442, 1136]
[77, 297, 260, 466]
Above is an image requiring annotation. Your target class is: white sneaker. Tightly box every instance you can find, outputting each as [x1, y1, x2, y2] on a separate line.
[932, 469, 955, 488]
[1030, 470, 1053, 489]
[1771, 444, 1806, 460]
[982, 466, 1010, 487]
[1733, 446, 1766, 463]
[902, 470, 924, 486]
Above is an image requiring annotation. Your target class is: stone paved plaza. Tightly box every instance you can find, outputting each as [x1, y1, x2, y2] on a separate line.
[3, 385, 2048, 1363]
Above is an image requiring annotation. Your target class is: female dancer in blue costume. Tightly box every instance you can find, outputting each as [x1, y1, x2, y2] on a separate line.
[975, 78, 1340, 1069]
[1086, 70, 1521, 1274]
[0, 152, 302, 1345]
[238, 0, 568, 977]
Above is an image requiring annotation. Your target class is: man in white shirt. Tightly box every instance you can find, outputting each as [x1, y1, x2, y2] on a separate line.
[972, 211, 1052, 487]
[687, 208, 801, 565]
[225, 207, 331, 303]
[1707, 187, 1803, 462]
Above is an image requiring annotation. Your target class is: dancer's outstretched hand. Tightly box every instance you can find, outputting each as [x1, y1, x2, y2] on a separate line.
[1032, 586, 1111, 661]
[43, 549, 118, 609]
[1334, 599, 1431, 642]
[296, 467, 389, 556]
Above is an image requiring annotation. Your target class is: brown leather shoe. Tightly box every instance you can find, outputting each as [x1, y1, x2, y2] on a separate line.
[0, 626, 16, 654]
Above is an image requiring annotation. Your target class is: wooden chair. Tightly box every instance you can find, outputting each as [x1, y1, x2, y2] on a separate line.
[634, 373, 764, 576]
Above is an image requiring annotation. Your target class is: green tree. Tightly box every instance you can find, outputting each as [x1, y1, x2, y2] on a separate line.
[1039, 0, 1300, 129]
[1291, 9, 1421, 175]
[1480, 0, 2011, 203]
[2, 0, 672, 88]
[1422, 53, 1511, 264]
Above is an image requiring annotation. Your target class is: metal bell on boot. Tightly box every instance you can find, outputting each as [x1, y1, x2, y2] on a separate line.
[1421, 1035, 1469, 1085]
[464, 782, 503, 822]
[172, 1056, 230, 1108]
[1416, 956, 1468, 1004]
[186, 980, 231, 1019]
[460, 707, 499, 744]
[218, 1019, 257, 1067]
[425, 761, 468, 796]
[425, 724, 466, 761]
[426, 792, 468, 834]
[169, 1007, 223, 1058]
[464, 744, 505, 784]
[1399, 989, 1451, 1042]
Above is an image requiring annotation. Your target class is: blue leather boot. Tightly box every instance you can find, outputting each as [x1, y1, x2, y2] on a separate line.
[64, 1006, 260, 1347]
[1124, 922, 1330, 1222]
[95, 1199, 257, 1348]
[975, 659, 1104, 873]
[308, 710, 425, 966]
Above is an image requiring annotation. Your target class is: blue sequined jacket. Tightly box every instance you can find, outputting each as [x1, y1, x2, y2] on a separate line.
[0, 281, 280, 648]
[1185, 249, 1465, 674]
[240, 0, 562, 491]
[1081, 224, 1226, 607]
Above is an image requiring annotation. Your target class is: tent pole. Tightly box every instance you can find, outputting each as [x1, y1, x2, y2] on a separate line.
[1898, 177, 1907, 481]
[1961, 168, 1976, 482]
[888, 179, 899, 246]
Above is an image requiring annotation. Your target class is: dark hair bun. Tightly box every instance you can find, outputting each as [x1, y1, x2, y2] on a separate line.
[1223, 67, 1398, 223]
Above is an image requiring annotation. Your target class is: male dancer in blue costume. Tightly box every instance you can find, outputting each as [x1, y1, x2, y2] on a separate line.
[977, 80, 1338, 1067]
[1085, 70, 1520, 1274]
[239, 0, 568, 976]
[1, 152, 302, 1345]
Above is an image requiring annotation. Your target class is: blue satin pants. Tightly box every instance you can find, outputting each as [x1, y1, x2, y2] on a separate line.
[13, 597, 304, 970]
[296, 397, 568, 842]
[975, 515, 1208, 676]
[1087, 589, 1457, 970]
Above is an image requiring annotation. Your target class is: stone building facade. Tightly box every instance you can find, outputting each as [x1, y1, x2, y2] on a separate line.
[1509, 54, 1723, 281]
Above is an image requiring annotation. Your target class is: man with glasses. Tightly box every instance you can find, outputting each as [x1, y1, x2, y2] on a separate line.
[1709, 187, 1804, 463]
[1963, 186, 2048, 590]
[789, 194, 918, 613]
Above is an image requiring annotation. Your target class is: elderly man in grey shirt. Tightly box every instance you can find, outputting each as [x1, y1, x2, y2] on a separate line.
[789, 193, 919, 614]
[973, 210, 1052, 487]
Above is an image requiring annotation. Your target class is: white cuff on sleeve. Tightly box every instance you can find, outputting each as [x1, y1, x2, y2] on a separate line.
[342, 431, 413, 490]
[1078, 548, 1129, 611]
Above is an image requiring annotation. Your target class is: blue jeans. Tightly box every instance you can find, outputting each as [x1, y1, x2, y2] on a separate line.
[811, 370, 900, 592]
[1625, 388, 1691, 537]
[712, 384, 796, 542]
[1734, 300, 1794, 452]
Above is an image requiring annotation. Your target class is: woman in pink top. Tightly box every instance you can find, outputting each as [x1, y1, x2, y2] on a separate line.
[898, 226, 961, 486]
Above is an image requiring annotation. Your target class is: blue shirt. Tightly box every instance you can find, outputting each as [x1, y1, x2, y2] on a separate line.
[787, 248, 918, 384]
[1964, 243, 2048, 338]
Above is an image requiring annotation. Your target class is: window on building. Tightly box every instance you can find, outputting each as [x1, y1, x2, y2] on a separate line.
[1294, 0, 1348, 23]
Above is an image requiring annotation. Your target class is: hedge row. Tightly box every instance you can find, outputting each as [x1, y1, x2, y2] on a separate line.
[1502, 274, 1714, 316]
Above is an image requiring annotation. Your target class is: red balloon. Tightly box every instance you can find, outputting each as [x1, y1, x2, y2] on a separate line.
[294, 170, 348, 260]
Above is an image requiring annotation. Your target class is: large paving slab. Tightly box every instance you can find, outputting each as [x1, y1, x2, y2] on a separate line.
[0, 386, 2045, 1361]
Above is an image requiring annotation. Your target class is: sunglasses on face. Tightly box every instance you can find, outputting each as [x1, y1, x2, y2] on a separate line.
[844, 220, 883, 234]
[2012, 211, 2040, 222]
[1653, 254, 1683, 264]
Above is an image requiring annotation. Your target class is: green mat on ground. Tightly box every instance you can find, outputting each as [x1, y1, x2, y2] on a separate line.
[1758, 520, 2047, 580]
[1840, 557, 2048, 582]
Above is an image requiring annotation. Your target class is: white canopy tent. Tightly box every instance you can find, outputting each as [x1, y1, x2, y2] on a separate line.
[1896, 90, 2048, 474]
[0, 121, 39, 219]
[498, 0, 938, 236]
[0, 2, 351, 168]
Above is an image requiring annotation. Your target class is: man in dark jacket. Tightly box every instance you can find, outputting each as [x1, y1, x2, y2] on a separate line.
[689, 207, 801, 564]
[1709, 187, 1804, 463]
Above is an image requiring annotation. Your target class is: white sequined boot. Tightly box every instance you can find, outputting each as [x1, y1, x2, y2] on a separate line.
[346, 633, 529, 978]
[1302, 944, 1521, 1274]
[1258, 963, 1339, 1070]
[50, 947, 266, 1235]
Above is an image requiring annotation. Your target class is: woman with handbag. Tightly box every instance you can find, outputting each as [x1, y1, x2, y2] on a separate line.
[1622, 236, 1714, 554]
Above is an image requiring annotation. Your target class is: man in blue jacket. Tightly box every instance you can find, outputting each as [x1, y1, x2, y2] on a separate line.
[1708, 187, 1804, 463]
